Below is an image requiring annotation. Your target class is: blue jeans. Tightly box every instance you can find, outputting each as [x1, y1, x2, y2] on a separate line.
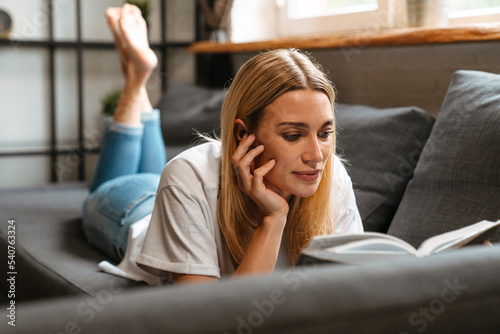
[82, 110, 166, 263]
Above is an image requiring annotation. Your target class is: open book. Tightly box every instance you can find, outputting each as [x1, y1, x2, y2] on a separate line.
[297, 220, 499, 265]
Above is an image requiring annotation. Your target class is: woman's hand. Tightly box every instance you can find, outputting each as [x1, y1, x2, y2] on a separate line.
[232, 134, 289, 219]
[481, 239, 493, 247]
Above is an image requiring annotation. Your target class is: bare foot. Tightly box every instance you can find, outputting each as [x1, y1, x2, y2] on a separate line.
[119, 4, 158, 83]
[105, 7, 128, 76]
[106, 4, 158, 84]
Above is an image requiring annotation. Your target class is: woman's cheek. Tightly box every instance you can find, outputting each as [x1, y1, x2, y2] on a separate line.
[253, 152, 270, 169]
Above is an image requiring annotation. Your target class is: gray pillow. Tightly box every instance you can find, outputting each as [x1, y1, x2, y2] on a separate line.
[335, 103, 435, 232]
[388, 70, 500, 247]
[156, 81, 225, 145]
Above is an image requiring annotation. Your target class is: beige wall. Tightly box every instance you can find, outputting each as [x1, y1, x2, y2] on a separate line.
[233, 41, 500, 118]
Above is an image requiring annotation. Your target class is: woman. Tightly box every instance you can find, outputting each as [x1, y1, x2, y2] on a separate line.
[84, 4, 363, 285]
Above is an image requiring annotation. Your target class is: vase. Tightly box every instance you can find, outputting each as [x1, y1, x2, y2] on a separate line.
[406, 0, 449, 27]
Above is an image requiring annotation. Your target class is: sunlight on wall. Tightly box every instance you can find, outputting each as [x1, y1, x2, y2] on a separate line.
[230, 0, 279, 43]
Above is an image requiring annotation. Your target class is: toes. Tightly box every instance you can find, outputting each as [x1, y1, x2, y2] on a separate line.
[121, 3, 145, 25]
[106, 7, 124, 42]
[105, 7, 129, 75]
[122, 3, 139, 16]
[105, 7, 120, 17]
[131, 5, 143, 18]
[119, 5, 135, 27]
[105, 7, 121, 27]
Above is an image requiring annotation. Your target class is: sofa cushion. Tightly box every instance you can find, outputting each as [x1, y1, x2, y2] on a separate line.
[335, 103, 435, 232]
[0, 184, 144, 301]
[16, 245, 500, 334]
[388, 70, 500, 247]
[156, 81, 226, 145]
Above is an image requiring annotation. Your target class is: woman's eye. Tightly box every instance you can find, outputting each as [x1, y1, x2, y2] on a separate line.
[319, 131, 334, 139]
[283, 134, 300, 141]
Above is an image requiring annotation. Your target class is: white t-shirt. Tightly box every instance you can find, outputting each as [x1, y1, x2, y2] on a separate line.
[100, 141, 363, 283]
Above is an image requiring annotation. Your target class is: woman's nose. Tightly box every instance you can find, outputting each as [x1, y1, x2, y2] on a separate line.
[302, 137, 323, 163]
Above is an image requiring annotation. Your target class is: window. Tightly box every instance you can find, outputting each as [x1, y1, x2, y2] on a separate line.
[448, 0, 500, 25]
[288, 0, 378, 19]
[278, 0, 395, 37]
[277, 0, 500, 38]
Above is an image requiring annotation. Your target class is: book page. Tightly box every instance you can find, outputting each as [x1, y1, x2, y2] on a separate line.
[331, 238, 418, 255]
[300, 251, 413, 265]
[301, 233, 418, 264]
[307, 232, 417, 251]
[417, 220, 500, 257]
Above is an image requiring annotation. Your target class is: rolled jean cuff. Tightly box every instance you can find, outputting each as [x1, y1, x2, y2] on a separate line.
[141, 109, 160, 122]
[108, 120, 144, 136]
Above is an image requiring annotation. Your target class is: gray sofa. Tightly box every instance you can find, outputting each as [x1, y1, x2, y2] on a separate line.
[1, 70, 499, 333]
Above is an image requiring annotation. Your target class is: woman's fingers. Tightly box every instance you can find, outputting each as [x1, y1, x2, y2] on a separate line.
[231, 136, 287, 217]
[232, 133, 252, 161]
[233, 134, 262, 165]
[232, 134, 263, 190]
[252, 159, 275, 188]
[231, 134, 278, 199]
[236, 146, 264, 192]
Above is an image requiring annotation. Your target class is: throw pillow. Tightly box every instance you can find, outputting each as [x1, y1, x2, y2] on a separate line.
[335, 103, 435, 232]
[388, 70, 500, 247]
[156, 81, 226, 145]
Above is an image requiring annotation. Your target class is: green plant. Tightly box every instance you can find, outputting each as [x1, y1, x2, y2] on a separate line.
[101, 89, 121, 116]
[126, 0, 150, 21]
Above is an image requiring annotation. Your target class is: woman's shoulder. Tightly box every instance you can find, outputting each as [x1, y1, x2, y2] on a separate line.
[330, 154, 357, 197]
[173, 141, 221, 164]
[161, 141, 221, 188]
[332, 155, 351, 184]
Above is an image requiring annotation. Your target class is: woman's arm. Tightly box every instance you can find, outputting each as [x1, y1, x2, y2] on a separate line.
[173, 214, 286, 285]
[229, 133, 290, 276]
[173, 215, 286, 284]
[172, 273, 218, 284]
[233, 214, 286, 276]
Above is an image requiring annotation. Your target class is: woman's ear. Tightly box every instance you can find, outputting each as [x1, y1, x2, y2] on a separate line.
[234, 119, 250, 142]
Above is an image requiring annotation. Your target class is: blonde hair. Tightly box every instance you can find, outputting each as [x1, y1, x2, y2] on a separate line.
[218, 49, 336, 264]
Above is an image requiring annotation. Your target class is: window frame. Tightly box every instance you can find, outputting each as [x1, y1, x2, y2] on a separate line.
[277, 0, 396, 37]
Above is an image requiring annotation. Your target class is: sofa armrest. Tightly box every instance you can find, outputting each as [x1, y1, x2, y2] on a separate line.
[13, 245, 500, 334]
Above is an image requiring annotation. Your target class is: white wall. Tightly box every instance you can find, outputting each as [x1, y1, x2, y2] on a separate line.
[0, 0, 195, 189]
[230, 0, 279, 43]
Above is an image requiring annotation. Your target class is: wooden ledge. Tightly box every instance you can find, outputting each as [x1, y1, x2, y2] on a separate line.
[189, 23, 500, 53]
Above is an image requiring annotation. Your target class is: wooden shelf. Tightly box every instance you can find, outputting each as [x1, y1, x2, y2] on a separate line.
[189, 23, 500, 53]
[0, 39, 190, 49]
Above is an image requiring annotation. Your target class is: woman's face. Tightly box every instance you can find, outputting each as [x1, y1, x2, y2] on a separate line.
[253, 89, 334, 200]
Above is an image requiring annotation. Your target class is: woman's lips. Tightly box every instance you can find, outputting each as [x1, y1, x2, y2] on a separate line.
[293, 170, 321, 181]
